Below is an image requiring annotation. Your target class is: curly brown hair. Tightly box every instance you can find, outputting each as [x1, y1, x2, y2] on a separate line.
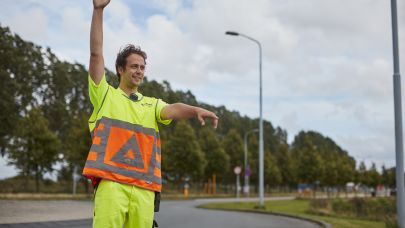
[115, 44, 147, 81]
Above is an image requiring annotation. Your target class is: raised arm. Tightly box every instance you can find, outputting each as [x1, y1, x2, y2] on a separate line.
[89, 0, 110, 84]
[161, 103, 219, 128]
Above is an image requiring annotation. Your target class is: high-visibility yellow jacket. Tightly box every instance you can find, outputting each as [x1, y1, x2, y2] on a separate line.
[82, 74, 171, 192]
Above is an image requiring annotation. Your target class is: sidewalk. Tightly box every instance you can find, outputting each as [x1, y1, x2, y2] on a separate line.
[0, 200, 93, 224]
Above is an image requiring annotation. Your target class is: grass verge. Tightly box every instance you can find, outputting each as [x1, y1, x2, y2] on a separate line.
[198, 199, 385, 228]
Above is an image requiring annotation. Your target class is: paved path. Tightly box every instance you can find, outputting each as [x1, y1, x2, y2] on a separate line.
[0, 219, 92, 228]
[0, 197, 321, 228]
[0, 200, 93, 224]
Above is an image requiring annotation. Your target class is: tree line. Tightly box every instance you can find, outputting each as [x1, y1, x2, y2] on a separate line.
[0, 25, 395, 193]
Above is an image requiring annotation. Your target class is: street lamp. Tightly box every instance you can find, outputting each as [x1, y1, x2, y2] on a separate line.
[390, 0, 404, 227]
[226, 31, 265, 208]
[244, 129, 259, 197]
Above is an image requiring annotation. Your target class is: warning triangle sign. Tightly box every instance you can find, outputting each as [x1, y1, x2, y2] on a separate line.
[111, 136, 144, 169]
[124, 149, 135, 159]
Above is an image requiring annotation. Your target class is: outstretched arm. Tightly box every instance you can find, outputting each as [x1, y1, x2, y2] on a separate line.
[89, 0, 110, 84]
[161, 103, 219, 129]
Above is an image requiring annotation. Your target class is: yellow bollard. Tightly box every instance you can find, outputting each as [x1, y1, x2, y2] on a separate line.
[184, 183, 189, 198]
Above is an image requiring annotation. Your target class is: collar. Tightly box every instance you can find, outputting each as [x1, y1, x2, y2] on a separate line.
[119, 87, 144, 102]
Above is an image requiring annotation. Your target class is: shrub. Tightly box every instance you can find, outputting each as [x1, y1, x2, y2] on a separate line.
[333, 198, 359, 217]
[309, 197, 396, 221]
[309, 198, 329, 209]
[384, 215, 398, 228]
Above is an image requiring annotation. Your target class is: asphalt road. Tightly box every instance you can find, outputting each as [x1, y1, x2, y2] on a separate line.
[0, 198, 321, 228]
[156, 200, 320, 228]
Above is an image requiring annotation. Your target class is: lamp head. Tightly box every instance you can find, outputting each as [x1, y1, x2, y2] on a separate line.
[225, 31, 239, 36]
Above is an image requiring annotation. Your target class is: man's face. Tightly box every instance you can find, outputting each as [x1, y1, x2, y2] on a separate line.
[119, 53, 145, 88]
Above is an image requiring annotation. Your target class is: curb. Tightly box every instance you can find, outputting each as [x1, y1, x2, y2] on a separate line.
[196, 205, 332, 228]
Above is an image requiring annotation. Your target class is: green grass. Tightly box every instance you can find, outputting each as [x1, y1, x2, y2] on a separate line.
[199, 199, 385, 228]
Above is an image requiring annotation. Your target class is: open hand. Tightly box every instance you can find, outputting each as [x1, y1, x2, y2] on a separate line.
[93, 0, 110, 9]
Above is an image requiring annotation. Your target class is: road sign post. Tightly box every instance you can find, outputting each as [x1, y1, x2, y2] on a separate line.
[234, 166, 242, 199]
[243, 165, 251, 196]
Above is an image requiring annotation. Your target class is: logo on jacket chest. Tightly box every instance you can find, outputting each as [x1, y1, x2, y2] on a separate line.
[141, 102, 153, 107]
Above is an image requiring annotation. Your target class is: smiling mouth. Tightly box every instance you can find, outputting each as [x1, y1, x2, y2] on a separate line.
[132, 76, 142, 81]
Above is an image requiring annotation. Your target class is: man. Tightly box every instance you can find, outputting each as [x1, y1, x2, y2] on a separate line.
[82, 0, 219, 227]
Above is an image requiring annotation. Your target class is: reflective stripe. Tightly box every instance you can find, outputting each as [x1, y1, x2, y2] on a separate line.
[83, 116, 162, 191]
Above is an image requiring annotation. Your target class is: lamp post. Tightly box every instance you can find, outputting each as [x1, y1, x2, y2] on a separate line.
[226, 31, 265, 207]
[390, 0, 404, 227]
[244, 129, 259, 197]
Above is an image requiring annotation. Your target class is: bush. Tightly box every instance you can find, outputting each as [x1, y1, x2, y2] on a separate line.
[332, 198, 359, 216]
[309, 198, 329, 209]
[384, 215, 398, 228]
[309, 197, 396, 221]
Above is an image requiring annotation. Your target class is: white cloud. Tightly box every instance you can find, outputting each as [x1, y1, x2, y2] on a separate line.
[7, 7, 49, 41]
[61, 7, 88, 37]
[107, 0, 131, 24]
[0, 156, 16, 179]
[149, 0, 185, 15]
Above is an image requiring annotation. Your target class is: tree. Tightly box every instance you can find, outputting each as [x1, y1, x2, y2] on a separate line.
[358, 161, 368, 186]
[8, 107, 60, 192]
[291, 132, 325, 185]
[367, 163, 382, 188]
[336, 156, 356, 187]
[163, 121, 206, 183]
[291, 130, 357, 192]
[265, 150, 282, 189]
[382, 165, 396, 188]
[61, 112, 92, 193]
[276, 144, 296, 187]
[198, 127, 230, 182]
[222, 129, 244, 181]
[0, 26, 47, 155]
[247, 133, 259, 186]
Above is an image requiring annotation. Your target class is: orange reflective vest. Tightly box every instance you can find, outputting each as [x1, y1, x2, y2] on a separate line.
[83, 116, 162, 192]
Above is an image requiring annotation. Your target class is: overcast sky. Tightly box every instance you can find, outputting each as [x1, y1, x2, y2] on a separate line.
[0, 0, 404, 179]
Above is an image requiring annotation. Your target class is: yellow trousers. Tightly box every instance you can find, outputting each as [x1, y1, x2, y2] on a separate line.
[93, 179, 155, 228]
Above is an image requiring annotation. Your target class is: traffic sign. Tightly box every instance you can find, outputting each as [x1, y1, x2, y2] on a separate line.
[244, 165, 251, 177]
[234, 166, 241, 175]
